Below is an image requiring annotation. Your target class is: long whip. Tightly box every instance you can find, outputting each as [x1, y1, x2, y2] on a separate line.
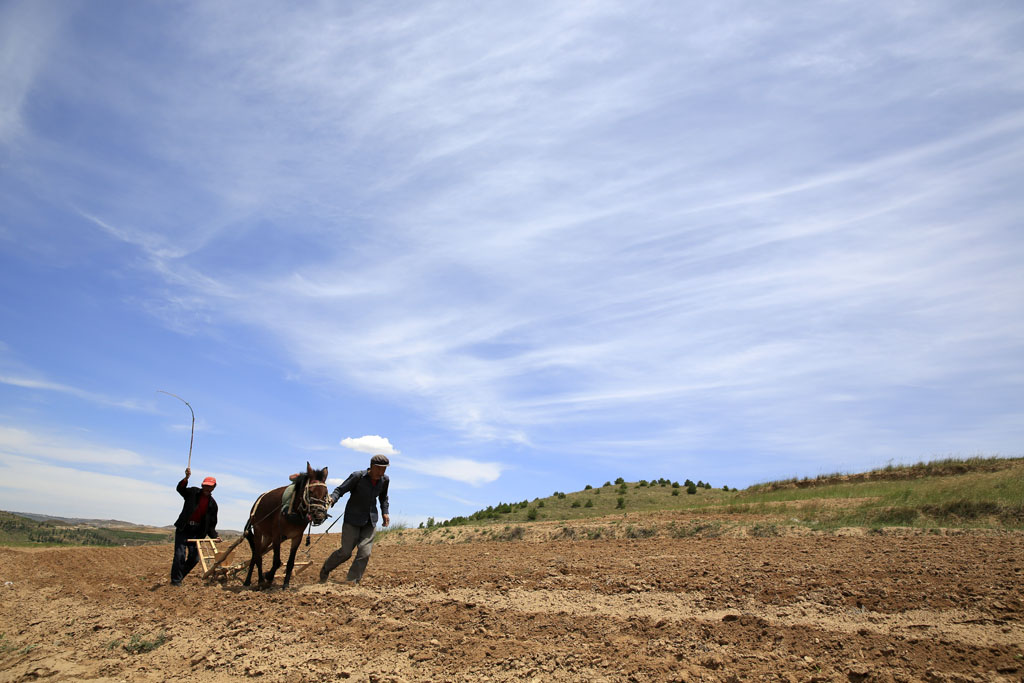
[157, 390, 195, 468]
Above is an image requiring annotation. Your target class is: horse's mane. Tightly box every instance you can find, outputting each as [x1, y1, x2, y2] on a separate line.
[293, 468, 327, 495]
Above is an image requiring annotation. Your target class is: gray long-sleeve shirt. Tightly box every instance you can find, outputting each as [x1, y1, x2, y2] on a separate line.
[330, 469, 389, 527]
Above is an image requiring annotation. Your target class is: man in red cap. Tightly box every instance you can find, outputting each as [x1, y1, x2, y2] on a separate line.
[170, 467, 220, 586]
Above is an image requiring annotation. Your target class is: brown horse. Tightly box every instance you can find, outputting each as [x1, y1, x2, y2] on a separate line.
[243, 462, 330, 589]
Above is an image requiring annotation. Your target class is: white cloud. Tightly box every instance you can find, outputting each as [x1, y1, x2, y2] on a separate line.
[0, 1, 64, 144]
[0, 425, 145, 466]
[340, 435, 399, 456]
[3, 1, 1022, 500]
[0, 453, 179, 527]
[0, 451, 264, 530]
[401, 457, 505, 487]
[0, 374, 149, 411]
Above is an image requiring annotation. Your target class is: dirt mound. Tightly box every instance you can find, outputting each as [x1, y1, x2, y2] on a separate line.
[1, 522, 1022, 681]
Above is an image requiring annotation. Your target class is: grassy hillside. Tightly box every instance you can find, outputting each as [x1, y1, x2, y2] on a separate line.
[0, 511, 173, 547]
[431, 456, 1024, 531]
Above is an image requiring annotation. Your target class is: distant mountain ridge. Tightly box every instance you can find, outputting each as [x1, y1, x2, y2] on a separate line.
[0, 510, 173, 547]
[0, 511, 242, 547]
[6, 511, 164, 530]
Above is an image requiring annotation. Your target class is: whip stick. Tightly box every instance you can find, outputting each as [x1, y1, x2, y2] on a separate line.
[157, 390, 195, 469]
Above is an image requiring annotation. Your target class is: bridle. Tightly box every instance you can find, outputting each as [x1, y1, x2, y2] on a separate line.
[302, 478, 330, 527]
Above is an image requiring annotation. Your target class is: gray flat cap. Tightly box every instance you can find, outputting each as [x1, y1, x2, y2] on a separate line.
[370, 454, 390, 466]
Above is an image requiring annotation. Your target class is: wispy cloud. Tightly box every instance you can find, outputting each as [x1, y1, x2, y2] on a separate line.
[401, 457, 506, 487]
[0, 374, 149, 411]
[0, 425, 144, 466]
[1, 0, 1021, 512]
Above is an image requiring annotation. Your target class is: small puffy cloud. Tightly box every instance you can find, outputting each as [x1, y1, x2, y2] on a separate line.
[402, 457, 505, 487]
[340, 435, 399, 455]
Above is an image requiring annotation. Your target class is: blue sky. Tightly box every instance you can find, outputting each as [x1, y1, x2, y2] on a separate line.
[1, 2, 1022, 529]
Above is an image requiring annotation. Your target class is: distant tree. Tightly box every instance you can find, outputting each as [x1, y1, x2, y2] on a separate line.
[672, 481, 680, 488]
[527, 507, 538, 521]
[603, 481, 612, 487]
[638, 480, 648, 487]
[538, 500, 545, 508]
[684, 479, 695, 488]
[426, 517, 436, 528]
[584, 484, 593, 490]
[584, 498, 594, 508]
[615, 477, 625, 485]
[671, 488, 680, 496]
[571, 500, 581, 508]
[686, 484, 697, 495]
[616, 496, 626, 509]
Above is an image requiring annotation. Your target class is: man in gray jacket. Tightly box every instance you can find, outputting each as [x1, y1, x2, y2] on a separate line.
[319, 454, 390, 584]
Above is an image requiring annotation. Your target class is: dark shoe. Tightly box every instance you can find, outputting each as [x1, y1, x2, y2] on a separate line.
[318, 570, 329, 584]
[170, 581, 182, 586]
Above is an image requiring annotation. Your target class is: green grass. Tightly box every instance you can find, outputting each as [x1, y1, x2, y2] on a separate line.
[123, 631, 167, 654]
[373, 520, 408, 544]
[734, 457, 1024, 529]
[433, 456, 1024, 531]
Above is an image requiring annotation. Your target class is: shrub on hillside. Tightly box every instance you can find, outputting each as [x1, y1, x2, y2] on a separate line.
[616, 496, 626, 509]
[686, 483, 697, 495]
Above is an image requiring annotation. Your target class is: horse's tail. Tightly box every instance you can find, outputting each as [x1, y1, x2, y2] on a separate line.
[244, 491, 269, 539]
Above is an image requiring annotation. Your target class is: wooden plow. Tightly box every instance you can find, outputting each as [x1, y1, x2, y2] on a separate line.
[198, 534, 316, 584]
[198, 536, 250, 583]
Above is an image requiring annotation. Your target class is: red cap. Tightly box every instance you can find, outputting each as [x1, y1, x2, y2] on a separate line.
[202, 476, 217, 487]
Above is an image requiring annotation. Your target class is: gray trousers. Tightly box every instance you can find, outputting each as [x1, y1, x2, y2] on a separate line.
[321, 522, 375, 582]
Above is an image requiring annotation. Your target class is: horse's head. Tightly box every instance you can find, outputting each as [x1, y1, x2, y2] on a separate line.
[302, 461, 330, 526]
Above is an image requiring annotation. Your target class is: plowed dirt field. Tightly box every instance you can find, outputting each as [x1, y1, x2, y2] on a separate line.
[1, 520, 1022, 682]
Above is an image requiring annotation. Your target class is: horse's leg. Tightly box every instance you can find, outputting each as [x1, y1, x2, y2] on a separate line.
[282, 532, 303, 589]
[266, 534, 283, 586]
[243, 527, 257, 587]
[259, 534, 270, 587]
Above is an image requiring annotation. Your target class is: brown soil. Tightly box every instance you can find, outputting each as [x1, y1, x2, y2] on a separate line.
[1, 518, 1022, 682]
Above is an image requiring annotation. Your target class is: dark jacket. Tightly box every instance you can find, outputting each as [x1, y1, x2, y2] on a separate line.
[331, 469, 389, 527]
[173, 478, 218, 538]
